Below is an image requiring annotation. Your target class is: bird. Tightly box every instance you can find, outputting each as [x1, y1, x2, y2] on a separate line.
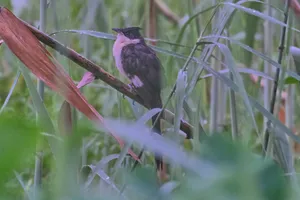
[112, 26, 164, 173]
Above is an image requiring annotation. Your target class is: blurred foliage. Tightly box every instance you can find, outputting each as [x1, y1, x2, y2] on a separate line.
[0, 112, 39, 198]
[0, 0, 300, 199]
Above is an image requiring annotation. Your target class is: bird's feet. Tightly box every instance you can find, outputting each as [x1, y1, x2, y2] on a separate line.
[123, 83, 137, 105]
[128, 83, 136, 92]
[129, 83, 136, 105]
[123, 83, 133, 99]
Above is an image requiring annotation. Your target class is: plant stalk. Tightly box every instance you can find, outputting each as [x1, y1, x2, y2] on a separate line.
[264, 0, 291, 154]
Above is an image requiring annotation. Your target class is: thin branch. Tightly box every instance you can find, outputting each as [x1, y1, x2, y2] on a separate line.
[18, 17, 193, 139]
[148, 0, 157, 45]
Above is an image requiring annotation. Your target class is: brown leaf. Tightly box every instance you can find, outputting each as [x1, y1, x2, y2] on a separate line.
[58, 72, 95, 135]
[0, 7, 139, 161]
[290, 0, 300, 16]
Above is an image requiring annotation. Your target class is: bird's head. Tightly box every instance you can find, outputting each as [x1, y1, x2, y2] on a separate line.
[112, 27, 143, 40]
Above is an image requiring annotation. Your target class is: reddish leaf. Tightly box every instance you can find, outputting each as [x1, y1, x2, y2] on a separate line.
[288, 0, 300, 16]
[58, 72, 95, 135]
[0, 7, 139, 161]
[77, 72, 95, 89]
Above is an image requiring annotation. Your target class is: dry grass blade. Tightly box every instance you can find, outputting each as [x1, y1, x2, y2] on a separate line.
[154, 0, 180, 24]
[0, 7, 139, 161]
[148, 0, 157, 45]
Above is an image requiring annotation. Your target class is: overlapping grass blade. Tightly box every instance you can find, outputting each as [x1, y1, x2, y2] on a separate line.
[0, 71, 20, 114]
[202, 35, 300, 81]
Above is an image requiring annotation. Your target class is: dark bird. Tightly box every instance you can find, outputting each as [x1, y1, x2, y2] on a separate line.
[112, 27, 164, 172]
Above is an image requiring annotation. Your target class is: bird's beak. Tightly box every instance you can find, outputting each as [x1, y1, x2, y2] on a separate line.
[112, 28, 121, 33]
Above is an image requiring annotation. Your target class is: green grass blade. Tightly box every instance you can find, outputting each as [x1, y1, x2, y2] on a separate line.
[202, 35, 300, 81]
[223, 2, 300, 34]
[0, 71, 20, 114]
[18, 63, 58, 157]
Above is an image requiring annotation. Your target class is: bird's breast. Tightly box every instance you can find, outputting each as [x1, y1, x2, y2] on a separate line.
[112, 40, 126, 76]
[112, 35, 140, 78]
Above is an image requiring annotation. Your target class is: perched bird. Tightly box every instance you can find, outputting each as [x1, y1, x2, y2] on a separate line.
[112, 27, 164, 172]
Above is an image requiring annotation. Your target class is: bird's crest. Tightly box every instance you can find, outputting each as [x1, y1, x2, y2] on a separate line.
[112, 27, 142, 39]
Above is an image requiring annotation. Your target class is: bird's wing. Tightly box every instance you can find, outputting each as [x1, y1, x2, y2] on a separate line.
[122, 43, 164, 170]
[121, 43, 163, 108]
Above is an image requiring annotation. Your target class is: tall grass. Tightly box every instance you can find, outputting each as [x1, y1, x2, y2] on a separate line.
[1, 0, 300, 199]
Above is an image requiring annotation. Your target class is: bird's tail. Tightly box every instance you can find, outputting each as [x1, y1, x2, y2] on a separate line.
[150, 96, 163, 171]
[152, 113, 163, 170]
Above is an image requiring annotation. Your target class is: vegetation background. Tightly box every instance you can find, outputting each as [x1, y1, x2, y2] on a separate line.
[1, 0, 300, 199]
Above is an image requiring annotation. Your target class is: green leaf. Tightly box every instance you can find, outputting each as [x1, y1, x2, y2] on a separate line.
[0, 71, 21, 114]
[224, 1, 300, 34]
[125, 166, 160, 199]
[50, 29, 196, 49]
[174, 134, 289, 199]
[0, 113, 39, 188]
[197, 60, 300, 143]
[173, 70, 187, 143]
[284, 76, 299, 85]
[201, 35, 300, 82]
[244, 1, 263, 67]
[18, 65, 55, 135]
[18, 64, 58, 157]
[216, 42, 259, 135]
